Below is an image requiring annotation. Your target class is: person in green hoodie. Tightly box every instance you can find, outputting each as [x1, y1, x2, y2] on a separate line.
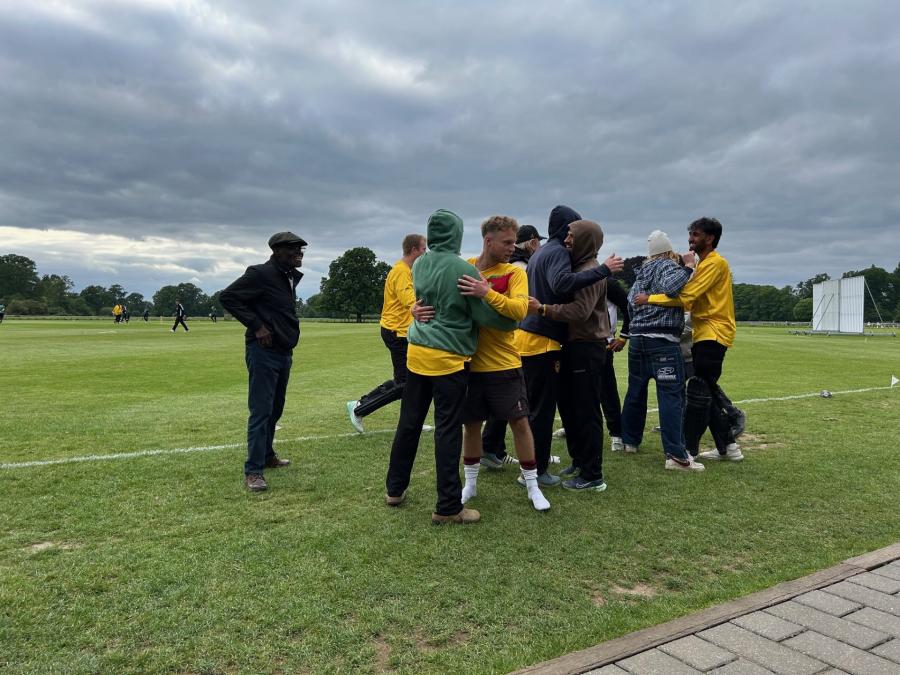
[385, 209, 516, 525]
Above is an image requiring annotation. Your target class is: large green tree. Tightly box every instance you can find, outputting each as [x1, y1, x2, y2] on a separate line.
[79, 285, 117, 315]
[152, 283, 209, 316]
[319, 247, 391, 322]
[843, 266, 897, 322]
[0, 254, 39, 300]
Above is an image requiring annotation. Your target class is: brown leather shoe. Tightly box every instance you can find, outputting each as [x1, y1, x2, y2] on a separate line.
[385, 491, 406, 507]
[431, 508, 480, 525]
[244, 473, 268, 491]
[264, 455, 290, 468]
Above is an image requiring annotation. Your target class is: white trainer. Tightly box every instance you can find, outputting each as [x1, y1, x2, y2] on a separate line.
[528, 489, 551, 511]
[610, 436, 624, 452]
[347, 401, 364, 434]
[624, 444, 639, 454]
[552, 428, 566, 439]
[665, 456, 706, 472]
[697, 443, 744, 461]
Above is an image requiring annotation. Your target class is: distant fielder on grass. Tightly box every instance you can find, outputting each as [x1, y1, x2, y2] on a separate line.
[220, 231, 306, 492]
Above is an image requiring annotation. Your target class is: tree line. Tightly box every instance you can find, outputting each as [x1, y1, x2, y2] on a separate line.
[2, 251, 898, 322]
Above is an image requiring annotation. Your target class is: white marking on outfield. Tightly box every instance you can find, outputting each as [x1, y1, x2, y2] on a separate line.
[1, 385, 895, 471]
[0, 430, 393, 470]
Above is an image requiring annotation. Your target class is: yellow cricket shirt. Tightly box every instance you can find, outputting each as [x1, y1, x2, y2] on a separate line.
[379, 260, 415, 337]
[406, 343, 468, 377]
[465, 259, 529, 372]
[648, 251, 736, 347]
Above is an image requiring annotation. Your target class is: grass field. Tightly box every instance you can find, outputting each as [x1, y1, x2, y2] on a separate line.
[1, 319, 898, 674]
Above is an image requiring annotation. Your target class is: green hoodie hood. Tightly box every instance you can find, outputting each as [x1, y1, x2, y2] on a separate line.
[427, 209, 463, 254]
[408, 209, 516, 357]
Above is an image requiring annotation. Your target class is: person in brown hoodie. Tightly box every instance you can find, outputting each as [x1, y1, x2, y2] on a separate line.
[542, 220, 611, 492]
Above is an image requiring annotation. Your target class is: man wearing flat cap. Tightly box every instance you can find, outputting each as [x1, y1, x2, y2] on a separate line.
[220, 231, 307, 491]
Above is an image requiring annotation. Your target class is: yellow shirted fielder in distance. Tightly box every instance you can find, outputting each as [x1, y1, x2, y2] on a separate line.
[456, 215, 550, 512]
[346, 234, 427, 434]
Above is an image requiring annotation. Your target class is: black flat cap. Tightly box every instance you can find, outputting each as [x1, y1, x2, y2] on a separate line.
[268, 231, 308, 249]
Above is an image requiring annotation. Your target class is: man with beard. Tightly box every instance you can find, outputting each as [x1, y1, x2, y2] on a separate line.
[516, 205, 624, 486]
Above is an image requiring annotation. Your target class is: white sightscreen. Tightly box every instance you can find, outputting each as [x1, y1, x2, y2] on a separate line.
[839, 275, 864, 333]
[812, 276, 864, 333]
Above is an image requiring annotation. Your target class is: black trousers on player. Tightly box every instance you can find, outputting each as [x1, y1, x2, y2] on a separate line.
[684, 340, 734, 453]
[522, 351, 561, 476]
[558, 342, 606, 482]
[386, 369, 468, 517]
[172, 316, 189, 332]
[599, 349, 622, 437]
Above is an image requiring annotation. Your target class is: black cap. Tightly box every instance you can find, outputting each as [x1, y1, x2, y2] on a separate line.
[268, 231, 308, 249]
[516, 225, 546, 244]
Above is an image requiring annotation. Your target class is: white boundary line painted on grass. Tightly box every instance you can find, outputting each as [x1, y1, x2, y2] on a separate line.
[1, 386, 895, 470]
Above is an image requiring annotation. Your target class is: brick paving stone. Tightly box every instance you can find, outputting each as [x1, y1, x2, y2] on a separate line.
[871, 638, 900, 665]
[827, 580, 900, 616]
[698, 623, 825, 674]
[819, 670, 851, 675]
[732, 610, 804, 641]
[765, 600, 891, 649]
[616, 648, 702, 674]
[845, 606, 900, 639]
[793, 589, 862, 617]
[658, 635, 737, 671]
[848, 571, 900, 594]
[784, 630, 899, 675]
[584, 665, 629, 675]
[872, 565, 900, 582]
[708, 659, 775, 674]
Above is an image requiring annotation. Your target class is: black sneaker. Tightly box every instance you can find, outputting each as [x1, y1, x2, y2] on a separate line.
[562, 476, 607, 492]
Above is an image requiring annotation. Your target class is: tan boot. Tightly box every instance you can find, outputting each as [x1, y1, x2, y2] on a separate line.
[431, 508, 480, 525]
[244, 473, 268, 491]
[385, 491, 406, 507]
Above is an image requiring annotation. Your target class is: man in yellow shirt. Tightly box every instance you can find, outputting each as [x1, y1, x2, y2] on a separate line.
[456, 215, 549, 511]
[347, 234, 426, 432]
[636, 217, 742, 461]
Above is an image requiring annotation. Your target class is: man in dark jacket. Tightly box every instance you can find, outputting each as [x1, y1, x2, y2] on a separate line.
[517, 205, 623, 485]
[220, 232, 306, 492]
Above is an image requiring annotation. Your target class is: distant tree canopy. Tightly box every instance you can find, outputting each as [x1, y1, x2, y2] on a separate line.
[319, 247, 391, 322]
[2, 251, 899, 322]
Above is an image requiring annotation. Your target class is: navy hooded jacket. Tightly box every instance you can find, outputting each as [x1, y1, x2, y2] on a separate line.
[519, 205, 615, 343]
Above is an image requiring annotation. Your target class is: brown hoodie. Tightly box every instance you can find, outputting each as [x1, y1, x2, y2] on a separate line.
[544, 220, 611, 342]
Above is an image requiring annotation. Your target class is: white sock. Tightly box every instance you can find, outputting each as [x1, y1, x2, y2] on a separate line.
[521, 468, 550, 511]
[462, 462, 480, 503]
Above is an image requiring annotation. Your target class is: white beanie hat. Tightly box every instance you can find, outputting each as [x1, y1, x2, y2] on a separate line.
[647, 229, 674, 256]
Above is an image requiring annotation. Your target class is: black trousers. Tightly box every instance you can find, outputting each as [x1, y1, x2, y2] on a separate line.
[598, 349, 622, 437]
[558, 342, 606, 481]
[386, 368, 468, 516]
[481, 417, 508, 456]
[172, 316, 188, 331]
[684, 340, 733, 452]
[355, 328, 409, 418]
[522, 351, 561, 475]
[382, 327, 409, 385]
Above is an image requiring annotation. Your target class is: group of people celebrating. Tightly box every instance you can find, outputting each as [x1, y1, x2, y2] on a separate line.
[345, 206, 741, 524]
[220, 209, 740, 527]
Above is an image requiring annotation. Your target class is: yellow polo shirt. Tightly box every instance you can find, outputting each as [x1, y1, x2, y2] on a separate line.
[379, 260, 415, 337]
[466, 259, 529, 372]
[648, 251, 736, 347]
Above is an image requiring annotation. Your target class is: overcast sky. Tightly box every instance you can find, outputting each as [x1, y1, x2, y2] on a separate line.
[2, 0, 899, 299]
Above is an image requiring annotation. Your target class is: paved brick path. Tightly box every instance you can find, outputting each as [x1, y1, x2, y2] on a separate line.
[515, 544, 900, 675]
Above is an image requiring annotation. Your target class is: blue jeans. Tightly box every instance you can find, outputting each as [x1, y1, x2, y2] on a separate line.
[244, 342, 292, 474]
[621, 336, 688, 461]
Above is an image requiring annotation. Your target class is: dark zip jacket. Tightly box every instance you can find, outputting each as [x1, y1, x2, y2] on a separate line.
[220, 255, 303, 353]
[519, 205, 615, 343]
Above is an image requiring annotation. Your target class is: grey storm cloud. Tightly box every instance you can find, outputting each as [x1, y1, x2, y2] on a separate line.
[1, 0, 898, 298]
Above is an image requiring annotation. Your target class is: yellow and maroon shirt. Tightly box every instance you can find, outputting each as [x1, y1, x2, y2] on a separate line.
[466, 258, 529, 372]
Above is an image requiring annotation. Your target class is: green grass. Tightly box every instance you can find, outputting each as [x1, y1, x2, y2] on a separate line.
[1, 320, 898, 674]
